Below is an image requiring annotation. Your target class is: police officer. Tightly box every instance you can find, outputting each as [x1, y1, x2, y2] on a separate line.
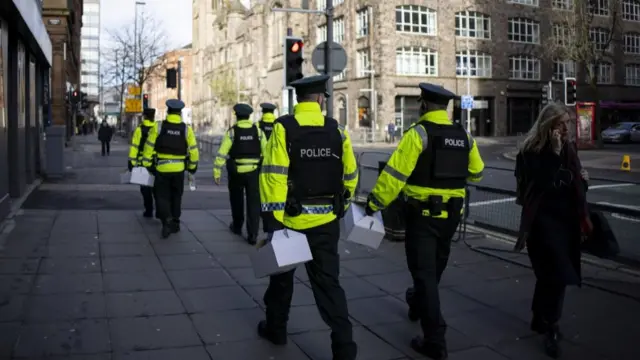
[129, 108, 158, 218]
[258, 75, 358, 360]
[258, 102, 277, 140]
[214, 103, 267, 245]
[365, 83, 484, 359]
[142, 99, 200, 238]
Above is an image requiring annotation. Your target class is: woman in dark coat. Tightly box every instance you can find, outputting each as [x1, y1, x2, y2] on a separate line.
[98, 120, 114, 156]
[514, 103, 592, 358]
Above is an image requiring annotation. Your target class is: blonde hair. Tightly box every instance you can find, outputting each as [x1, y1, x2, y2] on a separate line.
[520, 102, 570, 153]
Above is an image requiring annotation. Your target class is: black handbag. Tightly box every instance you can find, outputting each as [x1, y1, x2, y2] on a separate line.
[582, 210, 620, 259]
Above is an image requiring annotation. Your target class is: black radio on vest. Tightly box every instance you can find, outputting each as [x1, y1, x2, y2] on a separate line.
[154, 121, 188, 155]
[279, 115, 343, 215]
[406, 122, 470, 190]
[229, 125, 261, 160]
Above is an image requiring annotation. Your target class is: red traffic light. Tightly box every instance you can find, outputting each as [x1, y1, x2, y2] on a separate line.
[290, 41, 303, 53]
[143, 94, 148, 99]
[568, 80, 576, 86]
[73, 91, 78, 97]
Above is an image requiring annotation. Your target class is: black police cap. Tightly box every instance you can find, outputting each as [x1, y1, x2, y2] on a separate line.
[290, 74, 330, 98]
[166, 99, 185, 112]
[418, 83, 456, 106]
[143, 108, 156, 119]
[233, 103, 254, 118]
[260, 103, 276, 112]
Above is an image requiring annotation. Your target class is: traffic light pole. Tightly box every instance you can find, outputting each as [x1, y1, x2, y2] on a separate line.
[177, 60, 182, 101]
[287, 28, 294, 115]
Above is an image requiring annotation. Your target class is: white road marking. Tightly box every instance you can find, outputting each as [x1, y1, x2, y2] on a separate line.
[596, 201, 640, 223]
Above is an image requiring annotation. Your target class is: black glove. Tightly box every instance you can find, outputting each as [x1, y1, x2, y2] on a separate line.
[188, 165, 198, 174]
[127, 162, 134, 172]
[262, 212, 285, 233]
[365, 203, 375, 216]
[147, 166, 157, 176]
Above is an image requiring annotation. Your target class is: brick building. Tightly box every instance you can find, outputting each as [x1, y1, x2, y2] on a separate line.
[192, 0, 640, 136]
[145, 45, 193, 121]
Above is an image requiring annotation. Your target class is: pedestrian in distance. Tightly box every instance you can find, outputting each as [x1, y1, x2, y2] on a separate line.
[142, 99, 200, 238]
[514, 102, 592, 359]
[214, 103, 267, 245]
[129, 107, 159, 218]
[98, 120, 113, 156]
[365, 83, 485, 359]
[258, 74, 359, 360]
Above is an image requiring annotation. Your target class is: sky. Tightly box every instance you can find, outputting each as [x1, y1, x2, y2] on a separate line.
[100, 0, 193, 50]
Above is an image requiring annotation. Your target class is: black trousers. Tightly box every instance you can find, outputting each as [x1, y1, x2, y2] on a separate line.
[101, 141, 110, 155]
[531, 280, 566, 324]
[140, 185, 155, 214]
[154, 171, 184, 223]
[227, 169, 260, 238]
[405, 207, 461, 345]
[263, 220, 356, 359]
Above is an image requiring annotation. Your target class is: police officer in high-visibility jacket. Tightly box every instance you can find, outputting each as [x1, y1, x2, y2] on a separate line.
[365, 83, 484, 359]
[258, 102, 277, 140]
[142, 99, 200, 238]
[214, 103, 267, 245]
[129, 107, 158, 218]
[258, 75, 358, 360]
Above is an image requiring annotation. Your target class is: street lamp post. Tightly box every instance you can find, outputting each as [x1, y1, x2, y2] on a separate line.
[134, 1, 146, 113]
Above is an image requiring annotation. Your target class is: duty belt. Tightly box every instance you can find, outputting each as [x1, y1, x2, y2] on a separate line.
[156, 159, 185, 165]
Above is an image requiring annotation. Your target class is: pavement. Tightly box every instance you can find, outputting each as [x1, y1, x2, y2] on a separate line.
[0, 135, 639, 359]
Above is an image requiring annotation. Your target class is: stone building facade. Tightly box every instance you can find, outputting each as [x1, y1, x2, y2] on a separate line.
[193, 0, 640, 136]
[145, 45, 193, 120]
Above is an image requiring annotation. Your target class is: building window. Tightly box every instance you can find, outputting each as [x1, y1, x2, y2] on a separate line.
[589, 0, 610, 16]
[334, 69, 346, 82]
[455, 11, 491, 39]
[455, 50, 492, 78]
[507, 0, 538, 6]
[552, 23, 570, 46]
[625, 33, 640, 53]
[623, 0, 640, 22]
[396, 47, 438, 76]
[395, 6, 437, 36]
[552, 60, 576, 81]
[357, 50, 370, 77]
[590, 27, 611, 51]
[356, 9, 369, 38]
[317, 0, 326, 10]
[509, 55, 541, 80]
[508, 18, 540, 44]
[625, 64, 640, 85]
[317, 25, 327, 44]
[590, 62, 612, 83]
[552, 0, 573, 10]
[316, 18, 345, 44]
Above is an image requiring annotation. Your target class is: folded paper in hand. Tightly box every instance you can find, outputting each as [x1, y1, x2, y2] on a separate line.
[130, 167, 155, 187]
[341, 204, 385, 249]
[250, 229, 313, 278]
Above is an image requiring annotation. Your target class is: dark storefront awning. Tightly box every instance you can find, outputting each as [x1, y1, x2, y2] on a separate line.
[5, 0, 52, 66]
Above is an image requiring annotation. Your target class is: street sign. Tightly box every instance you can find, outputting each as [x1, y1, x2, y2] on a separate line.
[124, 98, 142, 113]
[461, 95, 474, 110]
[311, 41, 348, 75]
[128, 85, 141, 96]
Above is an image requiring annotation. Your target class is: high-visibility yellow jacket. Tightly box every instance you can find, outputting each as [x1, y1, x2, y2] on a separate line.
[141, 114, 200, 173]
[128, 119, 155, 166]
[261, 113, 276, 125]
[367, 110, 484, 219]
[214, 119, 267, 180]
[259, 102, 359, 230]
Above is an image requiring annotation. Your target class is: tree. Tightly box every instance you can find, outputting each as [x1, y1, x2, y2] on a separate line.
[545, 0, 621, 146]
[101, 47, 133, 124]
[209, 64, 248, 106]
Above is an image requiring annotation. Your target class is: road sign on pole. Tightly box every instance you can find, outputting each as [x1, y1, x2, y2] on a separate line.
[124, 98, 142, 113]
[461, 95, 474, 110]
[128, 85, 141, 96]
[311, 41, 347, 75]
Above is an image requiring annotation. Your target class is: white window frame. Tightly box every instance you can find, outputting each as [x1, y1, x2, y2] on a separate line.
[590, 27, 611, 51]
[357, 50, 370, 78]
[317, 25, 327, 44]
[509, 55, 541, 80]
[316, 19, 345, 44]
[552, 23, 570, 46]
[552, 0, 573, 10]
[455, 11, 491, 39]
[333, 69, 346, 82]
[623, 0, 640, 22]
[356, 9, 369, 38]
[589, 62, 612, 84]
[455, 50, 492, 78]
[589, 0, 610, 16]
[508, 18, 540, 44]
[625, 64, 640, 86]
[395, 6, 437, 36]
[317, 0, 326, 10]
[625, 33, 640, 54]
[507, 0, 538, 6]
[552, 59, 576, 81]
[395, 47, 438, 76]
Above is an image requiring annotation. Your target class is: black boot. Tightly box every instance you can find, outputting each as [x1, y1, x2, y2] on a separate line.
[229, 223, 242, 235]
[543, 325, 562, 358]
[161, 222, 172, 238]
[171, 219, 180, 233]
[257, 320, 287, 345]
[531, 316, 563, 339]
[410, 337, 448, 360]
[143, 210, 153, 218]
[247, 235, 257, 245]
[406, 287, 419, 322]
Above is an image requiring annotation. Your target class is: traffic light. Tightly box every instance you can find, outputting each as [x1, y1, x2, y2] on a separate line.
[71, 90, 79, 104]
[564, 77, 577, 106]
[166, 68, 177, 88]
[143, 94, 149, 109]
[541, 85, 549, 106]
[80, 92, 88, 109]
[284, 37, 304, 86]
